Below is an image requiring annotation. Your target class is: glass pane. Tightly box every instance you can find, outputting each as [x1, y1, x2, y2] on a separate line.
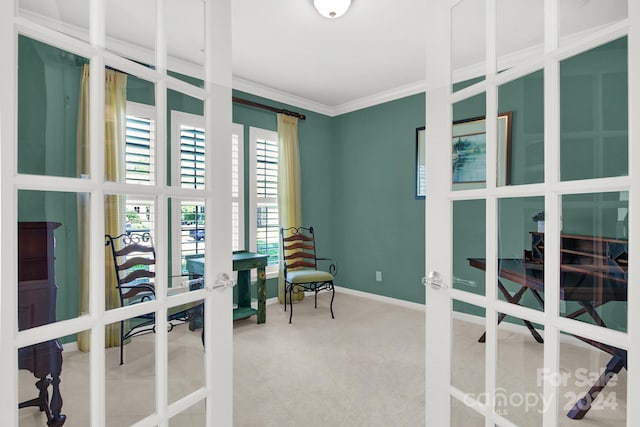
[18, 191, 89, 328]
[19, 332, 89, 426]
[125, 81, 156, 186]
[18, 36, 89, 178]
[452, 0, 486, 91]
[105, 195, 156, 311]
[559, 0, 627, 48]
[452, 397, 485, 427]
[453, 93, 487, 190]
[105, 315, 156, 425]
[175, 199, 206, 275]
[497, 0, 543, 72]
[168, 299, 205, 404]
[106, 0, 156, 66]
[19, 1, 89, 43]
[105, 70, 156, 184]
[497, 196, 545, 312]
[452, 301, 485, 396]
[168, 90, 206, 188]
[496, 315, 544, 425]
[560, 37, 628, 181]
[560, 192, 627, 332]
[498, 71, 544, 185]
[167, 0, 205, 78]
[558, 333, 626, 424]
[453, 199, 486, 294]
[170, 401, 206, 426]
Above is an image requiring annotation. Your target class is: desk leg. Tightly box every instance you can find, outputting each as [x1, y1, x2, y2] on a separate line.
[257, 267, 266, 324]
[567, 351, 626, 420]
[478, 282, 544, 344]
[237, 270, 251, 309]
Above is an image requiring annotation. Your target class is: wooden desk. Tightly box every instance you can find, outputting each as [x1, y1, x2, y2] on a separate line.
[185, 251, 268, 323]
[468, 233, 628, 420]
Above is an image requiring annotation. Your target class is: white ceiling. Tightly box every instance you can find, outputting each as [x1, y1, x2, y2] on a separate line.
[18, 0, 628, 115]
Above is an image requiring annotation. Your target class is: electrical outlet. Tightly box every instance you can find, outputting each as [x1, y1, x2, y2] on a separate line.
[376, 271, 382, 282]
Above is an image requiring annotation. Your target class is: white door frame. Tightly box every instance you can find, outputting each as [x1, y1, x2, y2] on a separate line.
[0, 1, 233, 425]
[425, 0, 640, 425]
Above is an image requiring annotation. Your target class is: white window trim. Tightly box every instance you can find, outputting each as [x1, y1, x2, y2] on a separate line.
[232, 123, 245, 252]
[249, 126, 279, 278]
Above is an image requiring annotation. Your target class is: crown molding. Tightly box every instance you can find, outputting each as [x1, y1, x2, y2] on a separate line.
[18, 8, 627, 121]
[233, 77, 429, 118]
[16, 8, 427, 118]
[231, 76, 335, 117]
[331, 80, 427, 116]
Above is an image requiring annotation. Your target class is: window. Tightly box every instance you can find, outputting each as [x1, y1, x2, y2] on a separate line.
[249, 127, 279, 275]
[179, 123, 205, 189]
[125, 102, 155, 185]
[125, 102, 156, 233]
[170, 112, 245, 273]
[172, 112, 207, 268]
[125, 107, 245, 272]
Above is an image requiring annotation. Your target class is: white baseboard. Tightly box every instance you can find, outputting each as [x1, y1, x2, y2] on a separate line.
[265, 286, 426, 312]
[335, 286, 426, 312]
[62, 341, 79, 353]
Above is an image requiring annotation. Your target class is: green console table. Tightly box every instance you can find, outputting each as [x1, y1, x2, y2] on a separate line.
[185, 251, 268, 323]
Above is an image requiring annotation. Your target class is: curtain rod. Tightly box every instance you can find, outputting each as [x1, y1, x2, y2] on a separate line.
[103, 66, 306, 120]
[232, 97, 306, 120]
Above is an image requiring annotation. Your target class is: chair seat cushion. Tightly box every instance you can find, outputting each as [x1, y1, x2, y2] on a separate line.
[286, 270, 333, 284]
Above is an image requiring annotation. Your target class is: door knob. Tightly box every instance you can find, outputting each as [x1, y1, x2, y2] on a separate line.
[424, 271, 447, 289]
[206, 272, 236, 291]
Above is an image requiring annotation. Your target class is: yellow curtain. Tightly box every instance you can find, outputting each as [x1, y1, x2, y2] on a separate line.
[77, 65, 90, 351]
[77, 65, 128, 351]
[277, 114, 303, 304]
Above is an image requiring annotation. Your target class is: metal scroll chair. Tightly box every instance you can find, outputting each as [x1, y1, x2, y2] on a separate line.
[105, 231, 203, 365]
[280, 226, 336, 323]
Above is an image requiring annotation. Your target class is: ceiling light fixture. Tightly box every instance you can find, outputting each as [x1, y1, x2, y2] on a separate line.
[313, 0, 351, 19]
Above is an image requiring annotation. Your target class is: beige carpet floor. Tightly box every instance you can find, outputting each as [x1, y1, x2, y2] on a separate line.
[18, 291, 627, 426]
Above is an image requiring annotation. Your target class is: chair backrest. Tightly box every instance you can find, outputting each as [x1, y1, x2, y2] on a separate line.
[105, 231, 156, 303]
[281, 226, 318, 275]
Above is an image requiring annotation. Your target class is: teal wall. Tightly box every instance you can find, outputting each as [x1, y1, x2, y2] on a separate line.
[17, 36, 85, 332]
[17, 33, 628, 332]
[332, 94, 426, 303]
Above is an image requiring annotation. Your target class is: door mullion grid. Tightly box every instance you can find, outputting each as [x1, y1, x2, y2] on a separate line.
[2, 0, 234, 425]
[154, 1, 169, 423]
[483, 0, 500, 425]
[627, 0, 640, 424]
[540, 1, 561, 425]
[88, 0, 109, 425]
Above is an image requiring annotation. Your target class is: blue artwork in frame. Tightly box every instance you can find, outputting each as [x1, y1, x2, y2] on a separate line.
[451, 112, 512, 190]
[452, 133, 487, 183]
[415, 111, 512, 195]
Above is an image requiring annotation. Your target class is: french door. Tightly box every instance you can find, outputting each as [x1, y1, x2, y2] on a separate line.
[425, 0, 639, 426]
[0, 1, 233, 426]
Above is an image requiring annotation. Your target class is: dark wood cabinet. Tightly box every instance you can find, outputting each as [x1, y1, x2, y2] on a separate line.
[18, 222, 66, 427]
